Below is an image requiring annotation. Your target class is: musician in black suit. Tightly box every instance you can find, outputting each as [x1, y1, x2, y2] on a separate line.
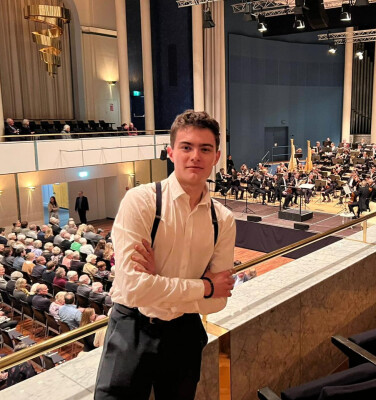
[277, 173, 293, 209]
[215, 168, 229, 194]
[230, 171, 245, 200]
[75, 191, 89, 224]
[348, 181, 371, 219]
[251, 173, 266, 205]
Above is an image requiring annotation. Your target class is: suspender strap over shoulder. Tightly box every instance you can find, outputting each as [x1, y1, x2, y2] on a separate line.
[151, 182, 162, 248]
[151, 181, 218, 247]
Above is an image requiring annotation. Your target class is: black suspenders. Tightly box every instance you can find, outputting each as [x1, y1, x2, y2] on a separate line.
[150, 182, 219, 248]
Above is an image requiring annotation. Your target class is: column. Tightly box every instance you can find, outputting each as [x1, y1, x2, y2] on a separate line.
[140, 0, 155, 133]
[192, 5, 205, 111]
[0, 72, 4, 142]
[342, 27, 353, 143]
[371, 43, 376, 143]
[115, 0, 131, 125]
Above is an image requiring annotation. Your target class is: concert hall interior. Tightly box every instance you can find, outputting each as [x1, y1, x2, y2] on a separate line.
[2, 1, 376, 400]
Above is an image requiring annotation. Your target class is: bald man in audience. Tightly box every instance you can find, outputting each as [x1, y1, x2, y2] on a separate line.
[32, 284, 51, 312]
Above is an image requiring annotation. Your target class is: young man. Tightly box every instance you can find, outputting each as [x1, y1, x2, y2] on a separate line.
[95, 110, 236, 400]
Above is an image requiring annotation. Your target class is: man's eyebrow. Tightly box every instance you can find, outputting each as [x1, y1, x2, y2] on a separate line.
[178, 141, 214, 148]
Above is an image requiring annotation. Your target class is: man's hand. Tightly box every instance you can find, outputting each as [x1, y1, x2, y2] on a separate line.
[203, 268, 235, 298]
[132, 239, 156, 275]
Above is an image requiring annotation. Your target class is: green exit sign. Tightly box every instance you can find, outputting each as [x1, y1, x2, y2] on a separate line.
[132, 91, 142, 96]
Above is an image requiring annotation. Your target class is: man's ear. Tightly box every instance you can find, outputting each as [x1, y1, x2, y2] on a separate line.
[214, 150, 221, 165]
[167, 145, 174, 163]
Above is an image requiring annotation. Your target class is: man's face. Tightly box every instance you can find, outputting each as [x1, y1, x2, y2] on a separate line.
[167, 127, 220, 188]
[0, 266, 5, 275]
[9, 119, 14, 126]
[78, 191, 83, 197]
[39, 285, 48, 295]
[39, 257, 46, 265]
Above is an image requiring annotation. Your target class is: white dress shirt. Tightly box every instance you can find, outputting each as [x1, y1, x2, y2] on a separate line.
[111, 172, 236, 321]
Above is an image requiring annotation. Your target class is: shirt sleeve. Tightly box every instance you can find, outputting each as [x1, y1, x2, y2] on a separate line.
[112, 187, 205, 308]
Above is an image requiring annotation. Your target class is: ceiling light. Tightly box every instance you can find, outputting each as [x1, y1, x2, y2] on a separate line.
[203, 8, 215, 29]
[257, 15, 267, 33]
[356, 50, 364, 60]
[243, 2, 257, 21]
[328, 44, 337, 54]
[340, 4, 351, 21]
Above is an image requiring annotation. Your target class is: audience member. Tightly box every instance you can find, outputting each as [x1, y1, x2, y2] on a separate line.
[77, 274, 92, 298]
[70, 235, 82, 251]
[61, 124, 72, 139]
[66, 271, 79, 293]
[49, 291, 67, 320]
[11, 220, 21, 234]
[53, 230, 66, 246]
[26, 224, 38, 240]
[21, 252, 35, 275]
[60, 233, 72, 252]
[50, 217, 61, 235]
[31, 240, 43, 257]
[20, 222, 29, 235]
[53, 267, 67, 288]
[30, 256, 46, 279]
[0, 228, 7, 245]
[6, 271, 23, 293]
[20, 119, 35, 136]
[42, 261, 56, 284]
[42, 242, 54, 261]
[84, 225, 103, 245]
[51, 246, 63, 264]
[62, 249, 74, 269]
[4, 118, 20, 137]
[0, 264, 6, 290]
[27, 283, 39, 305]
[79, 308, 96, 351]
[89, 282, 107, 304]
[32, 284, 51, 312]
[59, 292, 82, 329]
[79, 238, 94, 256]
[108, 265, 115, 282]
[37, 225, 48, 242]
[2, 247, 14, 268]
[70, 251, 85, 274]
[13, 278, 29, 302]
[96, 261, 110, 279]
[12, 248, 26, 271]
[83, 254, 98, 280]
[94, 239, 106, 259]
[43, 227, 55, 244]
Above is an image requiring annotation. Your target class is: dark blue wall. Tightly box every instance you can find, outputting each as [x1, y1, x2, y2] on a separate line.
[224, 6, 345, 169]
[151, 0, 193, 130]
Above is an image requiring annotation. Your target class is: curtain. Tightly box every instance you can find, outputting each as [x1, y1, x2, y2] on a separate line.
[0, 0, 74, 120]
[204, 1, 226, 171]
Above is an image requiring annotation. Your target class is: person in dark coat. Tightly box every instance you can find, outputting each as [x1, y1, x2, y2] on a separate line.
[348, 181, 371, 219]
[75, 191, 89, 224]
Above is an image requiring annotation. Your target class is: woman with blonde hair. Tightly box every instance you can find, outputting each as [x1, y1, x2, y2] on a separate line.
[76, 224, 87, 237]
[13, 278, 29, 302]
[79, 308, 96, 352]
[51, 247, 62, 264]
[44, 227, 54, 244]
[27, 282, 39, 304]
[49, 291, 66, 320]
[103, 242, 115, 267]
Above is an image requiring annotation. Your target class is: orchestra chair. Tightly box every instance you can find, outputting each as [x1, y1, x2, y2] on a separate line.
[258, 335, 376, 400]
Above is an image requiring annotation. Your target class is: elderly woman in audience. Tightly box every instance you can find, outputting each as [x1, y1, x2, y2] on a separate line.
[49, 291, 67, 320]
[21, 252, 35, 275]
[94, 239, 106, 259]
[31, 240, 43, 257]
[83, 254, 98, 280]
[65, 219, 77, 235]
[27, 283, 40, 305]
[13, 278, 29, 302]
[6, 271, 23, 294]
[42, 242, 54, 261]
[80, 237, 94, 256]
[62, 249, 74, 269]
[70, 234, 82, 252]
[24, 238, 34, 252]
[53, 267, 67, 288]
[51, 246, 63, 264]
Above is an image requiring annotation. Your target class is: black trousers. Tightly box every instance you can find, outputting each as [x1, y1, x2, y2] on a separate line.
[95, 303, 208, 400]
[78, 209, 87, 224]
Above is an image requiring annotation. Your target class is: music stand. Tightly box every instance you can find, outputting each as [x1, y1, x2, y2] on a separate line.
[241, 187, 255, 215]
[222, 190, 232, 210]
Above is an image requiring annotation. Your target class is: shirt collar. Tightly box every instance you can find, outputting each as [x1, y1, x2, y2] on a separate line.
[168, 172, 211, 208]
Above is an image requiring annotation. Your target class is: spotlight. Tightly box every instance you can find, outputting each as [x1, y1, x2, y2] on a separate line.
[243, 2, 257, 21]
[257, 15, 267, 33]
[293, 16, 305, 30]
[340, 4, 351, 21]
[203, 8, 215, 29]
[328, 44, 337, 54]
[356, 50, 364, 60]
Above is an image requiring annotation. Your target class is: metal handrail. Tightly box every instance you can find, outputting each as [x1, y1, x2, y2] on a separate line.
[1, 211, 375, 371]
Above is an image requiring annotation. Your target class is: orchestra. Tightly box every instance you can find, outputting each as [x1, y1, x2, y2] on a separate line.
[214, 138, 375, 219]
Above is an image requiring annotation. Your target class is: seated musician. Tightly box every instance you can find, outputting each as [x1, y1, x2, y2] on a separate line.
[215, 168, 230, 195]
[251, 173, 266, 205]
[230, 170, 245, 200]
[263, 174, 274, 203]
[303, 173, 315, 204]
[348, 180, 371, 219]
[314, 141, 322, 154]
[277, 173, 293, 210]
[322, 177, 337, 202]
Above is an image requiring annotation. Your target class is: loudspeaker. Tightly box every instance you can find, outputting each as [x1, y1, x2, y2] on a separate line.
[303, 0, 328, 29]
[294, 223, 309, 230]
[247, 215, 262, 222]
[160, 149, 167, 161]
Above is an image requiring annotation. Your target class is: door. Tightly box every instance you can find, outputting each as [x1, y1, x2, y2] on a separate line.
[264, 127, 288, 162]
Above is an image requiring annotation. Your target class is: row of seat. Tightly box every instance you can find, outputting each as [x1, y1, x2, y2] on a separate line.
[258, 330, 376, 399]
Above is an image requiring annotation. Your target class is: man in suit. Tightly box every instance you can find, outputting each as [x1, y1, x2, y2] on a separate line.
[32, 284, 51, 312]
[75, 191, 89, 224]
[66, 271, 79, 293]
[4, 118, 19, 141]
[89, 282, 107, 304]
[77, 274, 92, 298]
[0, 228, 7, 245]
[70, 252, 85, 274]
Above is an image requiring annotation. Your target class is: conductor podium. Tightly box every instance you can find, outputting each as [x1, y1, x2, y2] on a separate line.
[278, 183, 314, 222]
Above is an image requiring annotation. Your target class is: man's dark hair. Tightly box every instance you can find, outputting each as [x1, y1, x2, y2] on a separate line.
[170, 110, 220, 151]
[3, 247, 12, 257]
[46, 261, 55, 270]
[65, 292, 75, 304]
[21, 221, 28, 229]
[0, 228, 5, 234]
[14, 248, 24, 257]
